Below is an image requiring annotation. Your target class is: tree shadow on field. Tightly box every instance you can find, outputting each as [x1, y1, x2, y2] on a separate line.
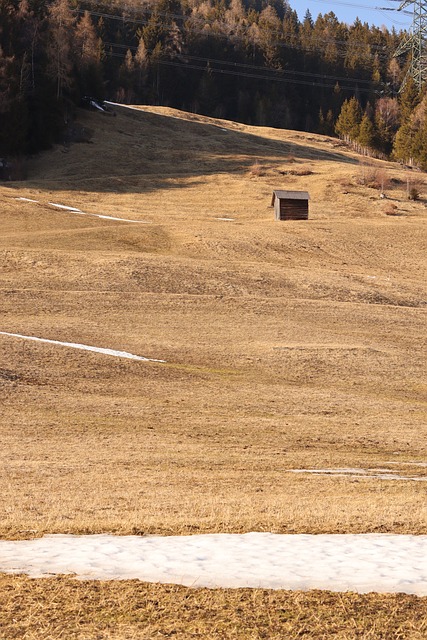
[8, 105, 359, 194]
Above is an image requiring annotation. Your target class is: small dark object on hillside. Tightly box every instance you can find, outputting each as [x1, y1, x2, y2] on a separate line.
[0, 158, 12, 181]
[0, 368, 19, 381]
[81, 96, 116, 116]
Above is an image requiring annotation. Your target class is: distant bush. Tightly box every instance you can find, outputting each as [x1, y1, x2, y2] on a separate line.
[384, 203, 401, 216]
[288, 168, 313, 176]
[406, 177, 424, 200]
[409, 186, 420, 200]
[248, 161, 267, 177]
[358, 166, 390, 191]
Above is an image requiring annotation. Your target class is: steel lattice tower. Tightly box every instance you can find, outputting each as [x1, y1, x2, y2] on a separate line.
[394, 0, 427, 89]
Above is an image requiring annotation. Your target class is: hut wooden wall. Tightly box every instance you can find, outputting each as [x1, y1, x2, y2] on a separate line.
[277, 199, 308, 220]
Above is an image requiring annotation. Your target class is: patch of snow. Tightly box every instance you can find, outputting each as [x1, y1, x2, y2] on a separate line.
[0, 332, 165, 363]
[48, 202, 82, 212]
[215, 217, 235, 221]
[291, 468, 366, 475]
[49, 203, 150, 224]
[95, 214, 150, 223]
[288, 468, 427, 481]
[0, 533, 426, 595]
[369, 474, 427, 481]
[14, 197, 150, 224]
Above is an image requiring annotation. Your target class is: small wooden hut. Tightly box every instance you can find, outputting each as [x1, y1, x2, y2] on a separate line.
[271, 190, 309, 220]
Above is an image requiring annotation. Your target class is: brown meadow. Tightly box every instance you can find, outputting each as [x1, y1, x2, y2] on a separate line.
[1, 104, 426, 637]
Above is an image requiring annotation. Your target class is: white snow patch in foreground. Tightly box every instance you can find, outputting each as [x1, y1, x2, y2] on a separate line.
[0, 332, 165, 363]
[1, 533, 426, 595]
[15, 197, 39, 203]
[215, 217, 235, 221]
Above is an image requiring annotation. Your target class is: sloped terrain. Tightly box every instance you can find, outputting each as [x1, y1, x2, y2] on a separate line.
[1, 104, 426, 537]
[0, 104, 426, 636]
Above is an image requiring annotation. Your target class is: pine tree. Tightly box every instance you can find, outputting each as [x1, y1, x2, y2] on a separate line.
[314, 13, 341, 65]
[375, 97, 399, 155]
[345, 18, 371, 75]
[387, 58, 401, 95]
[257, 5, 282, 68]
[399, 76, 420, 123]
[299, 9, 313, 53]
[358, 112, 375, 154]
[47, 0, 75, 99]
[335, 97, 362, 143]
[303, 9, 313, 27]
[74, 11, 103, 97]
[135, 35, 149, 93]
[414, 110, 427, 169]
[117, 49, 135, 103]
[393, 121, 414, 165]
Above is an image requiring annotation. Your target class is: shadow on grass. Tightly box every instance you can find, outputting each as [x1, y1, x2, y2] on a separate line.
[6, 105, 359, 194]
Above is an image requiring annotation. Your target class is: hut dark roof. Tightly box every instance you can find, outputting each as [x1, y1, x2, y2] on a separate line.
[271, 190, 310, 206]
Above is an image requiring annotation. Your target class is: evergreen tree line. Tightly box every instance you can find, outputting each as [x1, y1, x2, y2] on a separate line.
[0, 0, 426, 168]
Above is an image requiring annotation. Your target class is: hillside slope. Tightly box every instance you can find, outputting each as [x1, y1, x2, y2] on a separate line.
[1, 104, 426, 541]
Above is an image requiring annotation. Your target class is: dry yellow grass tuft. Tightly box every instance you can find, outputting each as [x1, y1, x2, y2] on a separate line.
[1, 104, 426, 635]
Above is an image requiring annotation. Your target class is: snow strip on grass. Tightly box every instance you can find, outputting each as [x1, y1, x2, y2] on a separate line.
[14, 197, 150, 224]
[289, 468, 427, 481]
[95, 214, 150, 223]
[1, 533, 426, 595]
[47, 202, 151, 224]
[48, 202, 82, 212]
[0, 332, 165, 363]
[215, 217, 235, 221]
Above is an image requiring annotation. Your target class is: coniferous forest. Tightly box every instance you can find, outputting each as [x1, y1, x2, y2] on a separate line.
[1, 0, 427, 168]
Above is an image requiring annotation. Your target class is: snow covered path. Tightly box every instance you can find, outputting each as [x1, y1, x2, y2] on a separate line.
[1, 533, 426, 595]
[0, 332, 166, 363]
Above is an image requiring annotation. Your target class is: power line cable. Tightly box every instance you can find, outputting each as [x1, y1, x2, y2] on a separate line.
[103, 49, 385, 93]
[104, 40, 381, 85]
[305, 0, 412, 17]
[74, 6, 401, 57]
[74, 1, 411, 92]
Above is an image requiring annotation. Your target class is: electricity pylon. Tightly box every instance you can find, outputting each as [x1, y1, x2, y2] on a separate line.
[394, 0, 427, 89]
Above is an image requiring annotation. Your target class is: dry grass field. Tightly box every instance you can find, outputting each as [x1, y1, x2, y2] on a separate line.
[1, 575, 427, 639]
[1, 103, 426, 637]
